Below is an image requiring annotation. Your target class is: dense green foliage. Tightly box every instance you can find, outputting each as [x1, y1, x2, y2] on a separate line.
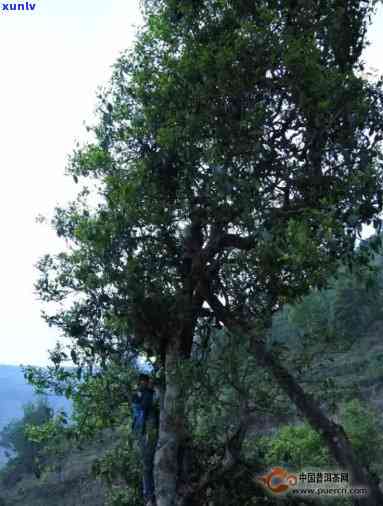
[340, 399, 383, 476]
[260, 398, 383, 473]
[34, 0, 383, 372]
[24, 0, 383, 504]
[20, 252, 383, 504]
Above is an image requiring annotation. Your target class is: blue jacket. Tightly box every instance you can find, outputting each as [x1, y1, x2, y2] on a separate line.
[132, 387, 158, 433]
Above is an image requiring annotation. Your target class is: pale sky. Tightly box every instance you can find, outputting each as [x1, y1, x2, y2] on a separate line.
[0, 2, 382, 366]
[0, 0, 142, 365]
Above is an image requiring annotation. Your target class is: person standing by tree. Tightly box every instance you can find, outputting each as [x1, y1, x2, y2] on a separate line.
[132, 373, 159, 506]
[32, 0, 383, 503]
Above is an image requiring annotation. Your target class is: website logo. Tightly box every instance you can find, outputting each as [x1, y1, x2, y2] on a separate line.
[257, 467, 298, 494]
[0, 3, 37, 13]
[257, 467, 369, 498]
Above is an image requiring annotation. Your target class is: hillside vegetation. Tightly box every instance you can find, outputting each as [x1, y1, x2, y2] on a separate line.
[0, 366, 70, 469]
[5, 1, 383, 504]
[1, 251, 383, 505]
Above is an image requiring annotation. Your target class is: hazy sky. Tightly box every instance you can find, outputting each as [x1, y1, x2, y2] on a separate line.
[0, 0, 142, 365]
[0, 2, 382, 366]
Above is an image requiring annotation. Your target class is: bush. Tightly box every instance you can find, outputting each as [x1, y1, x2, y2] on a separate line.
[341, 398, 383, 475]
[257, 398, 383, 497]
[260, 423, 330, 469]
[0, 399, 54, 482]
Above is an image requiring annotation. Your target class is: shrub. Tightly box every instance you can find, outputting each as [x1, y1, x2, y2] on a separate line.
[0, 399, 54, 481]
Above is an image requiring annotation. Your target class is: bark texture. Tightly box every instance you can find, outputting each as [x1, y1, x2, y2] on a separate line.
[154, 343, 186, 506]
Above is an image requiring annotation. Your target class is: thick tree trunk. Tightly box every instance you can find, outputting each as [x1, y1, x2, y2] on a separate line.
[154, 342, 186, 506]
[202, 287, 383, 506]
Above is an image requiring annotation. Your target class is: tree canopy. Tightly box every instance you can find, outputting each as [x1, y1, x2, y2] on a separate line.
[30, 1, 383, 505]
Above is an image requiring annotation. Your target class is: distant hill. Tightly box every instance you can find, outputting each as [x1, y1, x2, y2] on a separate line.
[0, 365, 71, 469]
